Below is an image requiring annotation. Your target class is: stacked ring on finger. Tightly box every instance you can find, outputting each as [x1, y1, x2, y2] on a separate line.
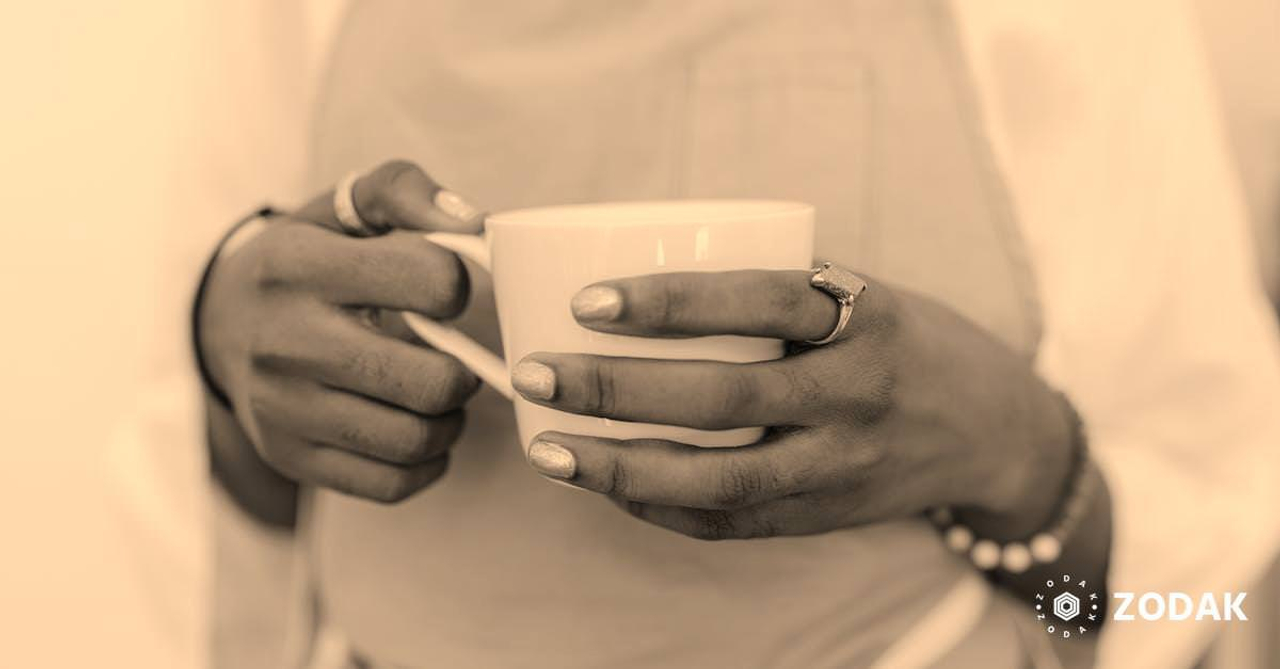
[334, 171, 391, 237]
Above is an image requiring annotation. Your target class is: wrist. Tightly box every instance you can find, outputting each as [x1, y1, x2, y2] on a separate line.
[193, 208, 277, 409]
[206, 389, 298, 528]
[957, 385, 1076, 542]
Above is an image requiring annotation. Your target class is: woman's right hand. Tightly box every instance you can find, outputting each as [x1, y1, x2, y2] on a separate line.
[200, 161, 486, 503]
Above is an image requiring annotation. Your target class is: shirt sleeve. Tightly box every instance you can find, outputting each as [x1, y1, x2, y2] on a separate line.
[104, 1, 347, 666]
[982, 3, 1280, 667]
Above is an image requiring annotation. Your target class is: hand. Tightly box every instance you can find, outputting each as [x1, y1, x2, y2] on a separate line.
[512, 269, 1075, 540]
[200, 160, 485, 503]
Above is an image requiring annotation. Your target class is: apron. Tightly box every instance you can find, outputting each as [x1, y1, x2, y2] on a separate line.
[303, 1, 1042, 666]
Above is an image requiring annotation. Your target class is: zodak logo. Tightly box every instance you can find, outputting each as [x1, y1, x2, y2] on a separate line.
[1112, 592, 1247, 622]
[1037, 575, 1248, 636]
[1035, 574, 1100, 639]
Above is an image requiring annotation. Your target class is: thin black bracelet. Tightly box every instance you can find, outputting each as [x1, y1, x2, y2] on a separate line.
[192, 206, 279, 409]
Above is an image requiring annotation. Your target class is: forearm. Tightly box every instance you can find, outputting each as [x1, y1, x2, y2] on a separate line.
[206, 390, 298, 529]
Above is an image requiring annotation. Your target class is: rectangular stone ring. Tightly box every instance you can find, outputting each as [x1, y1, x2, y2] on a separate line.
[804, 262, 868, 345]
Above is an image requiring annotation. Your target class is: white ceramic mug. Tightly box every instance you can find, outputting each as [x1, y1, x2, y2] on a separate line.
[403, 200, 814, 449]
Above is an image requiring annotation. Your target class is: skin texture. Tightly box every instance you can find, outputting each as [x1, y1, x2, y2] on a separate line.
[517, 271, 1077, 538]
[516, 265, 1113, 644]
[201, 159, 1110, 652]
[201, 160, 484, 504]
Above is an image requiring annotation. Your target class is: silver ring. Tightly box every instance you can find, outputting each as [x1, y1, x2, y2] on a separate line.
[333, 171, 384, 237]
[804, 262, 867, 345]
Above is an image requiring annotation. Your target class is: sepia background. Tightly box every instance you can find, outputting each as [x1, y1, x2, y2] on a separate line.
[0, 1, 1276, 667]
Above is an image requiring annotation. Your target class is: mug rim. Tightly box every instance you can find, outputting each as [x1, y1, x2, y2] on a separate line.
[486, 199, 813, 228]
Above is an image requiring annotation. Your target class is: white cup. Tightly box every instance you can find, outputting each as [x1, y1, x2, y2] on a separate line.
[403, 199, 814, 449]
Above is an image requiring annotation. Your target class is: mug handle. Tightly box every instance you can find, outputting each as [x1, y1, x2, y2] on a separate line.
[400, 232, 514, 401]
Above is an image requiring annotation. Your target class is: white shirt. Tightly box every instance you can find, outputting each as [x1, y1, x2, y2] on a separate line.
[107, 1, 1280, 667]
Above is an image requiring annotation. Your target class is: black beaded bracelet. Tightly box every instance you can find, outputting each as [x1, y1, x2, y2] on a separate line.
[927, 392, 1094, 574]
[192, 206, 279, 409]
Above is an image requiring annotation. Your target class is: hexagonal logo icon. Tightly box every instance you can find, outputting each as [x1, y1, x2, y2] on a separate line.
[1054, 592, 1081, 621]
[1036, 574, 1098, 639]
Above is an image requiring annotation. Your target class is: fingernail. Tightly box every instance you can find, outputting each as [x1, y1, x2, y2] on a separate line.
[433, 189, 482, 223]
[571, 285, 623, 323]
[511, 360, 556, 400]
[528, 440, 576, 479]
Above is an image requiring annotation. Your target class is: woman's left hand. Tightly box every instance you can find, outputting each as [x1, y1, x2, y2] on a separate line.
[512, 269, 1076, 541]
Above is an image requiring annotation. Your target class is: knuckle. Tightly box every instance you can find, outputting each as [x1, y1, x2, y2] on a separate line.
[365, 160, 430, 225]
[394, 416, 452, 463]
[246, 316, 298, 372]
[244, 386, 269, 414]
[244, 387, 278, 426]
[339, 422, 411, 461]
[250, 242, 294, 290]
[336, 423, 370, 450]
[602, 456, 633, 499]
[653, 277, 692, 327]
[411, 383, 447, 415]
[710, 459, 775, 509]
[849, 365, 896, 426]
[248, 226, 313, 290]
[781, 458, 821, 492]
[342, 348, 390, 385]
[706, 373, 757, 429]
[439, 411, 468, 446]
[248, 344, 289, 375]
[402, 418, 438, 458]
[823, 429, 885, 482]
[774, 365, 823, 408]
[419, 358, 478, 412]
[584, 360, 619, 416]
[428, 253, 470, 317]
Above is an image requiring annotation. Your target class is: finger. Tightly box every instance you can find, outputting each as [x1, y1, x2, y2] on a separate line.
[295, 446, 450, 504]
[511, 353, 820, 429]
[252, 421, 450, 503]
[619, 498, 826, 541]
[569, 270, 886, 341]
[295, 159, 485, 234]
[254, 379, 465, 465]
[525, 431, 832, 509]
[257, 223, 470, 318]
[256, 310, 480, 415]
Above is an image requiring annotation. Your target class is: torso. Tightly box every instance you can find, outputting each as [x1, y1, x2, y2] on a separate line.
[306, 1, 1040, 666]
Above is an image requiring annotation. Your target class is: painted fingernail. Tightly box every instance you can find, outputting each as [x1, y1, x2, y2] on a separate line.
[434, 189, 482, 223]
[511, 360, 556, 400]
[571, 285, 623, 323]
[528, 440, 576, 479]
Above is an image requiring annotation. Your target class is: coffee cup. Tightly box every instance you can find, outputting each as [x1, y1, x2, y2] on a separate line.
[404, 199, 814, 449]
